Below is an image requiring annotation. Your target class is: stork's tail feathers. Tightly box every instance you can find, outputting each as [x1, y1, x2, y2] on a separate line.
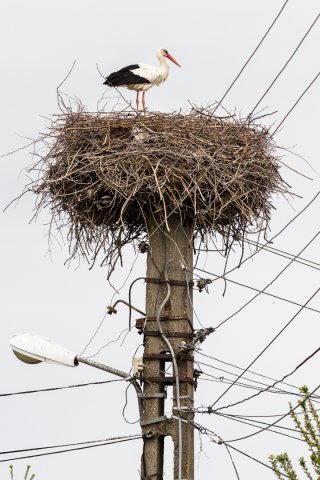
[103, 73, 122, 87]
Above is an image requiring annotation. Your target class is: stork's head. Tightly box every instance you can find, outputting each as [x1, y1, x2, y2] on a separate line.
[158, 48, 181, 67]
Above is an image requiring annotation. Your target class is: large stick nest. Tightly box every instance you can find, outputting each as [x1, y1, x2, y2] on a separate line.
[30, 107, 287, 275]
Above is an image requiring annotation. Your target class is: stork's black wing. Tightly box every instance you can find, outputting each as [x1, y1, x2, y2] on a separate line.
[103, 64, 151, 87]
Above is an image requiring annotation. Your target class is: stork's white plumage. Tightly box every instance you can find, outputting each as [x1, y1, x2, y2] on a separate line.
[103, 48, 181, 112]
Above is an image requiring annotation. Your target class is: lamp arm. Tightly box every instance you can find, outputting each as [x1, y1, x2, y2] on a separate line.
[76, 355, 143, 418]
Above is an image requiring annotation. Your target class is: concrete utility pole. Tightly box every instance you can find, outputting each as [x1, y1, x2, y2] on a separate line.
[140, 214, 195, 480]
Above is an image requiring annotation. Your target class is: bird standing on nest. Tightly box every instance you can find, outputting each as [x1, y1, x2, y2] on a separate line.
[103, 48, 181, 112]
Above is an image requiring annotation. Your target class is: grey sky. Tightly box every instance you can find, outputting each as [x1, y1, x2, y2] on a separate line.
[1, 0, 320, 478]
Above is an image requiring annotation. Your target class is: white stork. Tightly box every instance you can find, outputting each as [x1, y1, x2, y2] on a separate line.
[103, 48, 181, 112]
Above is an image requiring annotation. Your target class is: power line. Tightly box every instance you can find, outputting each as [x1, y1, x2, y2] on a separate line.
[211, 0, 290, 113]
[0, 378, 124, 398]
[220, 412, 300, 434]
[192, 192, 320, 284]
[210, 285, 320, 408]
[213, 344, 320, 412]
[191, 421, 291, 478]
[202, 191, 320, 291]
[244, 239, 320, 271]
[0, 434, 142, 463]
[249, 12, 320, 117]
[199, 377, 288, 394]
[223, 408, 320, 419]
[0, 434, 140, 455]
[215, 411, 302, 442]
[80, 268, 143, 357]
[199, 372, 289, 395]
[198, 240, 320, 272]
[225, 382, 320, 443]
[198, 352, 320, 404]
[197, 360, 296, 394]
[273, 70, 320, 135]
[199, 374, 310, 400]
[225, 443, 291, 478]
[197, 351, 310, 394]
[224, 444, 241, 480]
[199, 377, 320, 405]
[215, 229, 320, 329]
[199, 373, 303, 400]
[194, 266, 320, 316]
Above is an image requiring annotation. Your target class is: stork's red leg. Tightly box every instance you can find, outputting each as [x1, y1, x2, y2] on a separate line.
[136, 92, 139, 112]
[142, 92, 146, 113]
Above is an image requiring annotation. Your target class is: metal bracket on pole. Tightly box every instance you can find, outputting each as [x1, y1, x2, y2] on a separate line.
[146, 277, 194, 287]
[140, 415, 167, 427]
[141, 376, 196, 386]
[143, 330, 195, 339]
[138, 392, 166, 399]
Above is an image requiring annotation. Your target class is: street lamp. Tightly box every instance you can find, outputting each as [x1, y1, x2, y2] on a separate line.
[10, 334, 143, 417]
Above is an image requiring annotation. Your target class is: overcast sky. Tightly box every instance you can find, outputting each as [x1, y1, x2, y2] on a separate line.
[1, 1, 320, 479]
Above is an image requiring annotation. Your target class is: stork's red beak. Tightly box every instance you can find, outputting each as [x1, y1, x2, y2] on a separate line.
[166, 52, 181, 68]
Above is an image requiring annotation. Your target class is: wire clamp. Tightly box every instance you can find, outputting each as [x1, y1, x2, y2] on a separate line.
[196, 278, 212, 293]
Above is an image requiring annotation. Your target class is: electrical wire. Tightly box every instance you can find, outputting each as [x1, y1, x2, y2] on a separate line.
[199, 370, 308, 398]
[197, 361, 301, 395]
[223, 408, 320, 419]
[199, 376, 284, 393]
[194, 266, 320, 316]
[205, 191, 320, 287]
[215, 411, 302, 442]
[215, 228, 320, 329]
[220, 412, 300, 434]
[213, 343, 320, 412]
[244, 239, 320, 271]
[0, 378, 124, 398]
[199, 372, 293, 396]
[108, 249, 140, 304]
[210, 284, 320, 408]
[192, 397, 319, 420]
[200, 240, 320, 272]
[122, 339, 145, 426]
[79, 311, 108, 356]
[249, 12, 320, 117]
[225, 443, 291, 478]
[197, 352, 320, 399]
[86, 326, 130, 359]
[191, 421, 291, 478]
[0, 434, 141, 456]
[80, 276, 144, 358]
[225, 382, 320, 443]
[224, 444, 241, 480]
[210, 0, 290, 113]
[122, 383, 140, 425]
[273, 70, 320, 135]
[0, 435, 142, 463]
